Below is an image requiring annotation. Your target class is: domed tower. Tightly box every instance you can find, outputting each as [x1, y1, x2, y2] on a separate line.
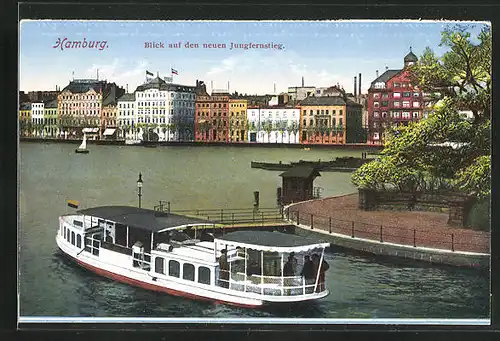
[404, 47, 418, 67]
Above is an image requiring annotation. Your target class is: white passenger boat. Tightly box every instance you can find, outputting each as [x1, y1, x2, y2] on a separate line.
[56, 206, 330, 307]
[75, 133, 89, 154]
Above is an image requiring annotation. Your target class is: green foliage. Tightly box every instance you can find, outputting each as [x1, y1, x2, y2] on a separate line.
[352, 25, 491, 199]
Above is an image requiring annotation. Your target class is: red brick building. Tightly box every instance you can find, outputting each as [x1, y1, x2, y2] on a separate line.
[194, 85, 230, 142]
[367, 49, 424, 144]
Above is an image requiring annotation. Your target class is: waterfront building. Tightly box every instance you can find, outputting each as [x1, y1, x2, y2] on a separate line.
[31, 101, 45, 137]
[345, 99, 365, 144]
[134, 76, 197, 141]
[57, 79, 108, 138]
[367, 48, 423, 144]
[43, 99, 59, 138]
[298, 96, 346, 144]
[228, 98, 248, 142]
[195, 88, 230, 142]
[247, 106, 300, 143]
[101, 85, 125, 139]
[117, 93, 136, 140]
[19, 103, 32, 137]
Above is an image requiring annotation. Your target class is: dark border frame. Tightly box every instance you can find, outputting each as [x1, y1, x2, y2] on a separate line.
[3, 1, 499, 340]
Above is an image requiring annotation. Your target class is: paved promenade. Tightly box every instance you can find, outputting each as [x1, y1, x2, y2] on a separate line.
[287, 193, 489, 254]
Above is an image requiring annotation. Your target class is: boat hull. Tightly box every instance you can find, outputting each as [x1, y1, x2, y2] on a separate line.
[75, 149, 89, 154]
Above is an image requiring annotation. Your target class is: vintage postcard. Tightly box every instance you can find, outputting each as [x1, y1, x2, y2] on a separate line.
[18, 19, 491, 325]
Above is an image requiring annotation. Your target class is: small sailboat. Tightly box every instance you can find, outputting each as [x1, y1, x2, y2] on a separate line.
[75, 133, 89, 154]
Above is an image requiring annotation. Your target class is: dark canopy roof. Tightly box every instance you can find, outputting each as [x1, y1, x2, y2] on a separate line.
[216, 230, 330, 252]
[370, 69, 401, 88]
[280, 166, 321, 179]
[77, 206, 208, 232]
[404, 50, 418, 62]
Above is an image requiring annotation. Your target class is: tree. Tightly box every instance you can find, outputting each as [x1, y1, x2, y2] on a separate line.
[262, 119, 273, 143]
[352, 25, 491, 199]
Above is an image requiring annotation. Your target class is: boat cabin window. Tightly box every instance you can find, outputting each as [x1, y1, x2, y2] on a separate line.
[66, 230, 71, 243]
[198, 266, 211, 285]
[71, 231, 75, 245]
[77, 235, 82, 248]
[64, 226, 67, 239]
[182, 263, 195, 281]
[73, 220, 83, 227]
[155, 257, 165, 274]
[169, 260, 180, 278]
[114, 223, 127, 247]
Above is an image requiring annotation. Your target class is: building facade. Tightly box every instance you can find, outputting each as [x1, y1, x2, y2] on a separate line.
[246, 106, 300, 144]
[117, 93, 136, 140]
[19, 103, 32, 137]
[31, 102, 45, 137]
[195, 90, 230, 142]
[101, 84, 125, 139]
[298, 96, 346, 144]
[367, 49, 423, 144]
[57, 79, 107, 138]
[43, 99, 59, 137]
[134, 77, 197, 141]
[228, 98, 248, 142]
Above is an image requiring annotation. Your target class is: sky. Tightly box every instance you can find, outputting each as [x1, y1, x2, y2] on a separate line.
[19, 20, 489, 95]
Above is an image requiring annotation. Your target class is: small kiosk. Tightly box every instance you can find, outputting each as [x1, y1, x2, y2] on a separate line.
[279, 166, 321, 205]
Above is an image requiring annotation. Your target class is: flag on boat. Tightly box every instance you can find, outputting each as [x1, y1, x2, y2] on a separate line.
[67, 200, 79, 209]
[171, 68, 178, 75]
[146, 70, 154, 77]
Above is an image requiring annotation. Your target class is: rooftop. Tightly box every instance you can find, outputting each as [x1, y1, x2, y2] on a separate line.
[280, 166, 321, 179]
[77, 206, 208, 233]
[370, 69, 401, 88]
[216, 230, 330, 252]
[135, 77, 197, 92]
[298, 96, 346, 106]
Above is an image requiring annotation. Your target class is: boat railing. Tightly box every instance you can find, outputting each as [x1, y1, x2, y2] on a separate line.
[220, 271, 319, 296]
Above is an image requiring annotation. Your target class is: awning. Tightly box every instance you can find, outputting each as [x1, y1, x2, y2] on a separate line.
[82, 128, 99, 133]
[215, 231, 331, 253]
[103, 128, 116, 136]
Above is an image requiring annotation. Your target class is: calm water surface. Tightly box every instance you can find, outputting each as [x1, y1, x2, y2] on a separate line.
[19, 142, 489, 319]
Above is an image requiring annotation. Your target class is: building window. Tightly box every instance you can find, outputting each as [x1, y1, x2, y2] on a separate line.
[382, 101, 389, 107]
[403, 92, 411, 97]
[413, 101, 420, 108]
[394, 101, 400, 107]
[403, 101, 410, 108]
[373, 111, 379, 118]
[373, 102, 379, 108]
[77, 235, 81, 248]
[412, 111, 419, 118]
[402, 112, 410, 119]
[169, 260, 180, 277]
[382, 112, 388, 118]
[382, 93, 389, 98]
[155, 257, 165, 274]
[413, 92, 420, 97]
[373, 93, 380, 99]
[71, 231, 75, 245]
[198, 266, 211, 285]
[394, 82, 400, 88]
[373, 132, 380, 140]
[393, 92, 401, 98]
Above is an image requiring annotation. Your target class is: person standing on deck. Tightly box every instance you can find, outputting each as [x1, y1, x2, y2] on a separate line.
[300, 255, 315, 291]
[312, 253, 329, 292]
[218, 249, 229, 288]
[283, 253, 297, 295]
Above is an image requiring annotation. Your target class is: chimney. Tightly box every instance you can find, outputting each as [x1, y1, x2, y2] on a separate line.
[376, 70, 379, 78]
[354, 76, 357, 98]
[358, 73, 362, 98]
[126, 84, 128, 93]
[301, 77, 304, 87]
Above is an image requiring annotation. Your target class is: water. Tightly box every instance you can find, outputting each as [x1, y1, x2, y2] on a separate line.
[19, 142, 490, 319]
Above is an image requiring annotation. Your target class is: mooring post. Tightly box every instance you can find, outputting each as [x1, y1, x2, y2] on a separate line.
[311, 214, 314, 230]
[296, 211, 300, 225]
[413, 229, 416, 247]
[451, 233, 454, 252]
[380, 225, 383, 243]
[351, 221, 355, 238]
[329, 217, 332, 234]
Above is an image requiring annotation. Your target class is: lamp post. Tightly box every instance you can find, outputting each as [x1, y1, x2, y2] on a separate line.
[137, 172, 143, 208]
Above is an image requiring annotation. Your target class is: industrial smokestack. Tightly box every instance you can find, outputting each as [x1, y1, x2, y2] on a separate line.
[358, 73, 362, 98]
[354, 76, 357, 98]
[274, 82, 276, 94]
[302, 77, 304, 87]
[126, 84, 128, 93]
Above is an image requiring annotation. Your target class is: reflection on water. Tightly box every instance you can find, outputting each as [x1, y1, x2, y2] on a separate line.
[19, 143, 489, 319]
